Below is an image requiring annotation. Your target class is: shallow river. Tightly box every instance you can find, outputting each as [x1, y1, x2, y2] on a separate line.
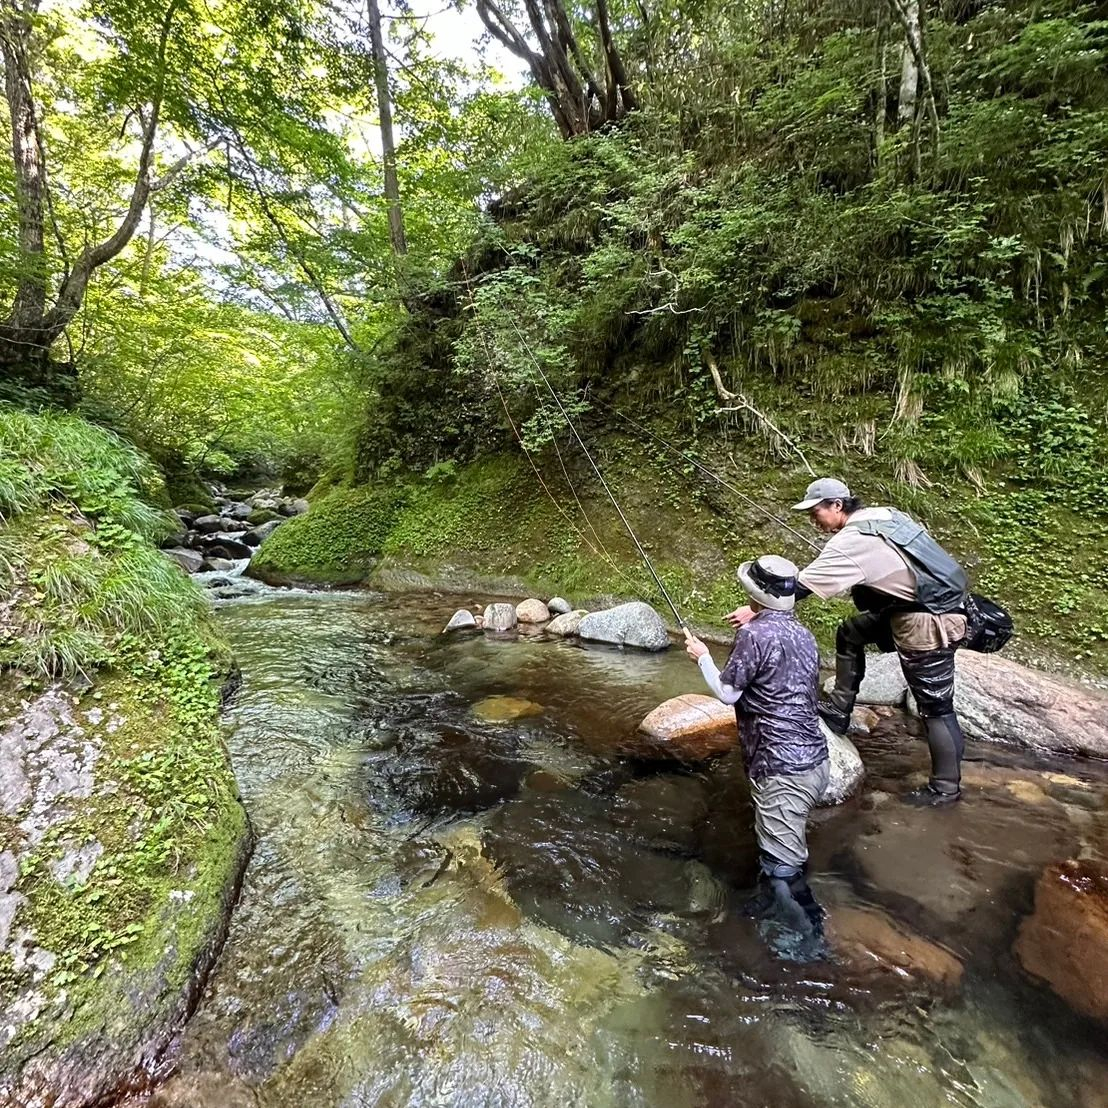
[141, 582, 1108, 1107]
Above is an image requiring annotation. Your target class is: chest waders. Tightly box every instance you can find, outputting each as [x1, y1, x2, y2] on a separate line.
[820, 511, 967, 807]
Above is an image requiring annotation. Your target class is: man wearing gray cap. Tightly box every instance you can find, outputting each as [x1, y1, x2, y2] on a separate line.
[685, 554, 829, 936]
[730, 478, 969, 807]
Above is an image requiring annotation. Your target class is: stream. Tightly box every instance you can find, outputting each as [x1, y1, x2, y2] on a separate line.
[139, 578, 1108, 1107]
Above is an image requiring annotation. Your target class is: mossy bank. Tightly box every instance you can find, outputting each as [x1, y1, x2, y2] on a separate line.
[248, 435, 1108, 679]
[0, 405, 250, 1107]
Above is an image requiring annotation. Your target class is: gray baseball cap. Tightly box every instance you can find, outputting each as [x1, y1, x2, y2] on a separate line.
[792, 477, 851, 511]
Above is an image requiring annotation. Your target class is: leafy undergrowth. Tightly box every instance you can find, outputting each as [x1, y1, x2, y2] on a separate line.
[0, 402, 245, 1049]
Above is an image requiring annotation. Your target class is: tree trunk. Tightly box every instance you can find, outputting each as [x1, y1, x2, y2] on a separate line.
[365, 0, 407, 260]
[0, 0, 49, 368]
[896, 0, 918, 128]
[0, 0, 186, 381]
[475, 0, 636, 138]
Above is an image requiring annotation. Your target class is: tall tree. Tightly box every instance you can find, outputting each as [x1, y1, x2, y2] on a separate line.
[475, 0, 637, 138]
[365, 0, 407, 261]
[0, 0, 205, 384]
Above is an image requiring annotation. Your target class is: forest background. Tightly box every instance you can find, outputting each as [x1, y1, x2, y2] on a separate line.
[2, 0, 1107, 672]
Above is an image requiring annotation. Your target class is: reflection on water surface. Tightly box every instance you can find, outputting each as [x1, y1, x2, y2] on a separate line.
[138, 585, 1108, 1108]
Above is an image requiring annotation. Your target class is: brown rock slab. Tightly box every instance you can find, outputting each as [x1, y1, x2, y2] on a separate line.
[515, 598, 551, 623]
[827, 906, 964, 994]
[1014, 859, 1108, 1025]
[630, 694, 737, 761]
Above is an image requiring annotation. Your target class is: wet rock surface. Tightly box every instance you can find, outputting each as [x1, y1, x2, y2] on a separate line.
[824, 651, 907, 706]
[632, 694, 737, 761]
[1014, 859, 1108, 1025]
[950, 651, 1108, 758]
[818, 725, 865, 806]
[0, 686, 250, 1108]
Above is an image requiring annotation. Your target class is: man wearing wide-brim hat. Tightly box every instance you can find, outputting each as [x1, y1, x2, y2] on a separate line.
[685, 554, 829, 937]
[728, 477, 969, 808]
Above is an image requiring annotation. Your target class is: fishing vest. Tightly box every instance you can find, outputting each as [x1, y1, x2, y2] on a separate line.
[845, 509, 968, 615]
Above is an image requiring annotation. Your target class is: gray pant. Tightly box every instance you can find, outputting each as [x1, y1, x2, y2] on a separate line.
[750, 761, 830, 876]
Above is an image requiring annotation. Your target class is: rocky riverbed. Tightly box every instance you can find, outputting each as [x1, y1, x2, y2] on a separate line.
[115, 585, 1108, 1108]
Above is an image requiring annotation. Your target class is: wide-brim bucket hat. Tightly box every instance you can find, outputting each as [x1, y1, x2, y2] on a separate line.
[737, 555, 800, 611]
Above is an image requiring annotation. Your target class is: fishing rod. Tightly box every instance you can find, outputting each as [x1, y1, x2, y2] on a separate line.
[595, 399, 822, 553]
[510, 321, 690, 631]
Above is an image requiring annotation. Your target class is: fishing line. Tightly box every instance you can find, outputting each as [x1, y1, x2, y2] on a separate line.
[460, 271, 648, 600]
[593, 398, 822, 553]
[508, 319, 689, 630]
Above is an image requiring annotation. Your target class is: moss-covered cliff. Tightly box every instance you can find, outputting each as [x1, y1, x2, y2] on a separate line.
[0, 404, 250, 1106]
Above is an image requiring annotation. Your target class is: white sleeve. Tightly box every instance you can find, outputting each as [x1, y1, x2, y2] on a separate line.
[697, 653, 743, 705]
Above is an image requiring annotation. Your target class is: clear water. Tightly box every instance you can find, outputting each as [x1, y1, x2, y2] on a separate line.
[138, 583, 1108, 1108]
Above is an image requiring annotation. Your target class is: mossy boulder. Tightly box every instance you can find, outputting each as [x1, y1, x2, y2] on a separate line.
[246, 507, 282, 527]
[247, 486, 406, 586]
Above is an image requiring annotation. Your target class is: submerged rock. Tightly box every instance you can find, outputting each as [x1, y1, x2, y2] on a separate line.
[579, 601, 669, 652]
[1014, 859, 1108, 1025]
[443, 609, 478, 632]
[817, 724, 865, 806]
[632, 694, 737, 761]
[547, 609, 587, 636]
[827, 905, 964, 994]
[515, 598, 551, 623]
[471, 695, 544, 723]
[547, 596, 572, 615]
[482, 603, 518, 632]
[824, 652, 906, 706]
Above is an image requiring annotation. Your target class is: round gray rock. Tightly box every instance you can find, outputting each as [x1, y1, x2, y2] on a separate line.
[817, 723, 865, 806]
[444, 609, 478, 632]
[547, 596, 572, 615]
[824, 652, 907, 707]
[578, 601, 670, 652]
[483, 603, 518, 632]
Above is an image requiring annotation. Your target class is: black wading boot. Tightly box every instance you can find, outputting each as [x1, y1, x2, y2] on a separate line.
[767, 873, 823, 937]
[818, 651, 865, 734]
[902, 713, 965, 807]
[739, 874, 776, 918]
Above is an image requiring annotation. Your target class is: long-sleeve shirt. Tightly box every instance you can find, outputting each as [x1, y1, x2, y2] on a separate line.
[695, 610, 827, 781]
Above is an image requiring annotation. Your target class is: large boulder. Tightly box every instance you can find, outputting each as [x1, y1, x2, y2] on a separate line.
[817, 724, 865, 806]
[483, 603, 518, 632]
[547, 609, 587, 636]
[631, 694, 737, 761]
[198, 536, 253, 560]
[515, 598, 551, 624]
[1014, 859, 1108, 1025]
[244, 519, 283, 547]
[191, 514, 225, 535]
[579, 601, 669, 652]
[226, 502, 252, 521]
[824, 651, 907, 706]
[547, 596, 572, 616]
[937, 652, 1108, 759]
